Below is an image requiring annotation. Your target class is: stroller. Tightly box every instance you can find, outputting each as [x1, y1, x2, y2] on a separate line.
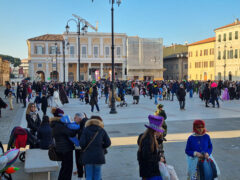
[7, 127, 37, 162]
[117, 92, 128, 107]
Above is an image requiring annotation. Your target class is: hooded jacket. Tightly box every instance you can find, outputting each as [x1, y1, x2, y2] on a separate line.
[80, 119, 111, 165]
[50, 117, 77, 153]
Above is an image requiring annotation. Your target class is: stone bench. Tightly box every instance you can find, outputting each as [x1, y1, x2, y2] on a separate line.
[24, 149, 59, 180]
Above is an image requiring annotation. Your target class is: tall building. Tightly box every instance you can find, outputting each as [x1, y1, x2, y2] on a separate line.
[0, 57, 10, 85]
[214, 19, 240, 81]
[127, 37, 164, 81]
[27, 33, 164, 82]
[188, 37, 215, 81]
[163, 44, 188, 80]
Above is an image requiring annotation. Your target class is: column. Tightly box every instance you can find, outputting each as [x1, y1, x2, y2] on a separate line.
[45, 43, 48, 55]
[100, 63, 103, 78]
[88, 37, 92, 56]
[88, 63, 91, 80]
[29, 61, 34, 80]
[122, 37, 126, 57]
[59, 62, 63, 82]
[100, 37, 103, 56]
[77, 63, 79, 81]
[65, 62, 69, 82]
[122, 62, 126, 80]
[60, 42, 62, 54]
[46, 62, 49, 81]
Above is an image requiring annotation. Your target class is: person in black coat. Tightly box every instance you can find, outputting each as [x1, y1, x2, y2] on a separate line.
[21, 84, 28, 108]
[176, 84, 186, 110]
[137, 115, 164, 179]
[0, 97, 7, 118]
[203, 83, 211, 107]
[16, 82, 22, 104]
[50, 116, 77, 180]
[26, 103, 41, 136]
[210, 87, 219, 108]
[79, 116, 111, 180]
[37, 116, 53, 149]
[41, 93, 48, 116]
[90, 85, 100, 112]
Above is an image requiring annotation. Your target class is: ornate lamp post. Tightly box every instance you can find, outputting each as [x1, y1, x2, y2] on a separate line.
[91, 0, 122, 114]
[65, 17, 88, 82]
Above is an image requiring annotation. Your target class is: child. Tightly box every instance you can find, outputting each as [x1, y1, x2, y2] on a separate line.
[79, 90, 85, 102]
[34, 93, 41, 111]
[8, 91, 14, 110]
[41, 93, 48, 116]
[162, 87, 167, 101]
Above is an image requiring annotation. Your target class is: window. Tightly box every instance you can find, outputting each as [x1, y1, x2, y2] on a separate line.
[229, 32, 232, 40]
[93, 46, 99, 58]
[38, 64, 42, 68]
[69, 64, 73, 68]
[204, 49, 208, 56]
[196, 51, 198, 57]
[223, 50, 226, 59]
[230, 50, 233, 59]
[204, 61, 208, 68]
[105, 47, 110, 57]
[116, 47, 121, 57]
[70, 46, 75, 57]
[235, 49, 238, 58]
[82, 46, 87, 58]
[218, 51, 221, 60]
[184, 64, 188, 69]
[235, 31, 238, 39]
[52, 64, 56, 68]
[49, 46, 56, 54]
[176, 64, 178, 69]
[36, 46, 44, 55]
[218, 34, 221, 42]
[223, 33, 226, 41]
[200, 50, 202, 56]
[210, 61, 214, 67]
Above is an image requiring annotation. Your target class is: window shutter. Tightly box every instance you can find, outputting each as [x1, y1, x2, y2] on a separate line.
[34, 46, 37, 54]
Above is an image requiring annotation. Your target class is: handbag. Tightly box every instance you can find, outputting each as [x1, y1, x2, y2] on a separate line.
[197, 157, 217, 180]
[48, 144, 62, 161]
[82, 130, 99, 153]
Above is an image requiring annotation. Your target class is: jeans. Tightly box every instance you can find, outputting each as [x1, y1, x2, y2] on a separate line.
[189, 89, 193, 98]
[105, 93, 109, 103]
[171, 92, 175, 101]
[154, 94, 158, 104]
[179, 100, 185, 109]
[212, 97, 219, 107]
[91, 103, 100, 112]
[85, 164, 102, 180]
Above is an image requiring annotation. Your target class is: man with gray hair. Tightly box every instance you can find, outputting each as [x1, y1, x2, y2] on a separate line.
[74, 112, 88, 180]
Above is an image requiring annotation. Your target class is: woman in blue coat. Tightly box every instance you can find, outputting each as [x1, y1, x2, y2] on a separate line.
[80, 116, 111, 180]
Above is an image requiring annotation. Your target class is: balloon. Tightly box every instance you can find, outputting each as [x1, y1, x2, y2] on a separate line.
[0, 155, 8, 172]
[5, 167, 19, 174]
[4, 149, 20, 168]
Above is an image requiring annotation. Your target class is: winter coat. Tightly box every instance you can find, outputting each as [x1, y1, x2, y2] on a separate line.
[26, 112, 41, 133]
[0, 97, 7, 108]
[37, 123, 53, 149]
[53, 91, 62, 107]
[41, 96, 48, 110]
[137, 133, 161, 178]
[34, 96, 41, 104]
[48, 87, 54, 97]
[80, 119, 111, 165]
[50, 117, 77, 153]
[59, 86, 69, 104]
[210, 88, 218, 99]
[203, 86, 210, 100]
[90, 88, 98, 106]
[152, 87, 159, 95]
[176, 88, 186, 101]
[132, 87, 140, 96]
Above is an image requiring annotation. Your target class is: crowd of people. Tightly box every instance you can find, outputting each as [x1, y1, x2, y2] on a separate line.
[1, 79, 238, 179]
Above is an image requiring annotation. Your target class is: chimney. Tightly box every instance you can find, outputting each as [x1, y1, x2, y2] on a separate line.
[235, 18, 239, 24]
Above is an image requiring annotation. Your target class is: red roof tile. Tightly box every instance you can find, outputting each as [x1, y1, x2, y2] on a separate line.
[28, 34, 63, 41]
[188, 37, 215, 46]
[215, 20, 240, 31]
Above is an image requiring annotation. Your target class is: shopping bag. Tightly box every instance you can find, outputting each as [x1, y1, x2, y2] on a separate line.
[197, 158, 217, 180]
[166, 165, 179, 180]
[159, 162, 170, 180]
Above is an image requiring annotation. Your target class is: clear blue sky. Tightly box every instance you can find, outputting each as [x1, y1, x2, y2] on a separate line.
[0, 0, 240, 59]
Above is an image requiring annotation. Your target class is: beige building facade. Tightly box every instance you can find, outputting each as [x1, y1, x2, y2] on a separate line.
[27, 33, 164, 82]
[215, 19, 240, 81]
[127, 37, 164, 81]
[27, 33, 127, 82]
[0, 57, 10, 85]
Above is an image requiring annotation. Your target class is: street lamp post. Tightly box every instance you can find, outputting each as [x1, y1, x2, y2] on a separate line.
[219, 42, 232, 81]
[91, 0, 122, 114]
[66, 17, 88, 82]
[55, 42, 58, 81]
[62, 39, 66, 83]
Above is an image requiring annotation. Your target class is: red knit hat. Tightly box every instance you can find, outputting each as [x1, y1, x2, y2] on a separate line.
[193, 120, 207, 135]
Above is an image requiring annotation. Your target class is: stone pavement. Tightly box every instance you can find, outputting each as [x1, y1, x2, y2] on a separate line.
[4, 93, 240, 180]
[0, 87, 24, 144]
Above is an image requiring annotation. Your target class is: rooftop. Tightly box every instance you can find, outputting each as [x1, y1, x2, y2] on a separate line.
[188, 37, 215, 46]
[215, 19, 240, 31]
[28, 34, 63, 41]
